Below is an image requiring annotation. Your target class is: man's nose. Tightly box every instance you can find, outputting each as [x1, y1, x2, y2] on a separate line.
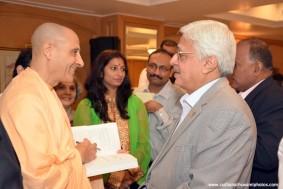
[76, 53, 84, 67]
[154, 67, 161, 75]
[170, 54, 178, 66]
[65, 88, 71, 94]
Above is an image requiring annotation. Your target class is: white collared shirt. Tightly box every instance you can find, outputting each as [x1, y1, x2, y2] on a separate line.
[239, 79, 265, 99]
[176, 78, 220, 130]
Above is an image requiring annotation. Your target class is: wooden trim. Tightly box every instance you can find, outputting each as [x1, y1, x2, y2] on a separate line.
[0, 47, 22, 51]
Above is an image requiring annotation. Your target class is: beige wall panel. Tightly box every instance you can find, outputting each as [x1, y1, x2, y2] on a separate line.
[0, 2, 102, 106]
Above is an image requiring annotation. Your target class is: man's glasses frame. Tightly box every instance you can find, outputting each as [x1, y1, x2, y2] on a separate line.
[176, 49, 198, 61]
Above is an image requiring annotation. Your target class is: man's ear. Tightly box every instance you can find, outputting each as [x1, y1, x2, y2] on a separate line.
[253, 61, 263, 76]
[43, 42, 53, 60]
[203, 55, 218, 74]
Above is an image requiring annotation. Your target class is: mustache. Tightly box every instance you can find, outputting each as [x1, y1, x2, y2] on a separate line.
[149, 74, 162, 80]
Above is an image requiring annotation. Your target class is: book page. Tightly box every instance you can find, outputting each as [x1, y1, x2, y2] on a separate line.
[85, 154, 138, 176]
[72, 122, 121, 156]
[71, 123, 138, 176]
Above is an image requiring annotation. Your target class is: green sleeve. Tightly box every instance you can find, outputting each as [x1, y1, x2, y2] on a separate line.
[128, 95, 151, 184]
[73, 98, 101, 126]
[74, 96, 150, 185]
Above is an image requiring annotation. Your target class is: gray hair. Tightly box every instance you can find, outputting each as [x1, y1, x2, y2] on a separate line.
[237, 38, 273, 70]
[180, 20, 236, 76]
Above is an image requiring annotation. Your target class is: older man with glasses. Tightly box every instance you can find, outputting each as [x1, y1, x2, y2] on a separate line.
[139, 20, 257, 189]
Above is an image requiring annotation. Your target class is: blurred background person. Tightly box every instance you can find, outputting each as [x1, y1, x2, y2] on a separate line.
[12, 48, 32, 77]
[54, 78, 81, 126]
[159, 39, 178, 83]
[74, 50, 150, 189]
[272, 67, 283, 87]
[231, 38, 283, 188]
[160, 39, 178, 55]
[1, 48, 32, 97]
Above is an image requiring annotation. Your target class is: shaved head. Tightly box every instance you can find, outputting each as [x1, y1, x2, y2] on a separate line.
[31, 23, 75, 56]
[30, 22, 83, 87]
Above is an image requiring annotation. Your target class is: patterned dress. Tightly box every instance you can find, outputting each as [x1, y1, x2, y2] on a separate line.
[105, 95, 143, 188]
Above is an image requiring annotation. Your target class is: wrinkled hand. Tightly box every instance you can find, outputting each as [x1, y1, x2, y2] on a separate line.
[75, 138, 97, 164]
[144, 100, 163, 113]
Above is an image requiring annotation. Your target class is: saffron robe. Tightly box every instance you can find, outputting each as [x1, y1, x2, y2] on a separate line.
[0, 68, 91, 189]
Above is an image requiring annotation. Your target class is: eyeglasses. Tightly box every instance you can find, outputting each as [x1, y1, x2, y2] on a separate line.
[147, 63, 171, 73]
[176, 49, 198, 61]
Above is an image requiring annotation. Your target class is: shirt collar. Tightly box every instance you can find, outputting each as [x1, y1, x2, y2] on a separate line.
[180, 78, 220, 107]
[239, 79, 265, 99]
[144, 80, 172, 100]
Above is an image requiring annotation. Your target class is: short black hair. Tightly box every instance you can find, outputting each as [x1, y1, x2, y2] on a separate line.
[12, 48, 32, 78]
[147, 48, 173, 64]
[160, 39, 177, 48]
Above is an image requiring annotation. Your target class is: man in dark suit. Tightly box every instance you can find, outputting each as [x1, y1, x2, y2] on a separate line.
[231, 38, 283, 188]
[0, 119, 23, 189]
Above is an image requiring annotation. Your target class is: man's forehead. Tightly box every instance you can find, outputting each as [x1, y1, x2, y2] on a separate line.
[178, 38, 194, 50]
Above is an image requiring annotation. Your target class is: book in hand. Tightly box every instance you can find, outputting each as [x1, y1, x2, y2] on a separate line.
[71, 122, 138, 177]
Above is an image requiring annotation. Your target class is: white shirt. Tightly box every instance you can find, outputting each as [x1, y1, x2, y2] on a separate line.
[239, 79, 265, 99]
[137, 68, 149, 90]
[144, 81, 184, 160]
[175, 78, 220, 131]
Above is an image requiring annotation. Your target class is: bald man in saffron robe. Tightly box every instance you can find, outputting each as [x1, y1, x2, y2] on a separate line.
[0, 23, 98, 189]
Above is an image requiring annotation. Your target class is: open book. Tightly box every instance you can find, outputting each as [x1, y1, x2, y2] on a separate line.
[71, 123, 138, 177]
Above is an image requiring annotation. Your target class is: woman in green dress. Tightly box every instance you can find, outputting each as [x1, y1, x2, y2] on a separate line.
[74, 50, 150, 189]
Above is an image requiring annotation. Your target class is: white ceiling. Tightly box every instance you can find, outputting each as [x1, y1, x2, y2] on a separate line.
[208, 3, 283, 28]
[2, 0, 283, 42]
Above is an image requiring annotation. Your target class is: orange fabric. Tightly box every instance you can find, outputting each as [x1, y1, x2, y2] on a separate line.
[0, 68, 91, 189]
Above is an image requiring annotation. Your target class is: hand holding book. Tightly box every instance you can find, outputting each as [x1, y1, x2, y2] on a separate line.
[72, 123, 138, 177]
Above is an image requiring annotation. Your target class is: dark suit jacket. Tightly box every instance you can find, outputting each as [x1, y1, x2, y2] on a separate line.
[246, 77, 283, 188]
[0, 119, 23, 189]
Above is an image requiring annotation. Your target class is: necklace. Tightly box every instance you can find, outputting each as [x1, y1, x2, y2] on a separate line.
[106, 94, 116, 121]
[109, 97, 116, 121]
